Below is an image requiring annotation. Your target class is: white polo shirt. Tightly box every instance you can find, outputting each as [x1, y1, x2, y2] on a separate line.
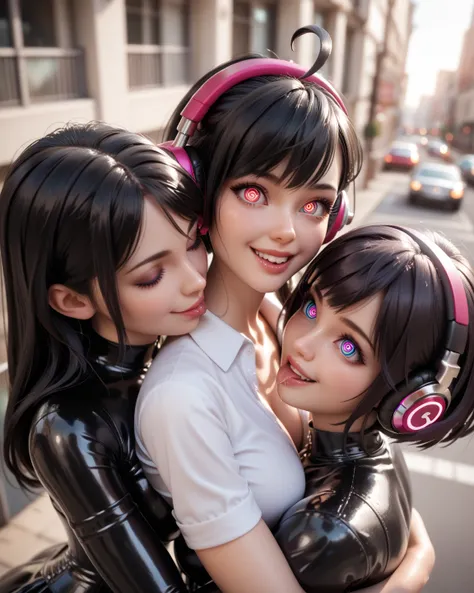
[135, 311, 305, 550]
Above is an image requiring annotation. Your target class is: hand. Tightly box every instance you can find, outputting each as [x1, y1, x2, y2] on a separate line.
[358, 508, 435, 593]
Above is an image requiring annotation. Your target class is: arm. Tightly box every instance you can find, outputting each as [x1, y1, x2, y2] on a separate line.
[197, 519, 305, 593]
[358, 509, 434, 593]
[30, 406, 186, 593]
[139, 381, 305, 593]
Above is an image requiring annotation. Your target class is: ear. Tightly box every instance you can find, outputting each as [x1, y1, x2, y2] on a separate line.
[48, 284, 96, 320]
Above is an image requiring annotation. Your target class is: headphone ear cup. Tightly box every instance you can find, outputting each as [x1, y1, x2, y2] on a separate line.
[323, 190, 349, 244]
[184, 146, 205, 191]
[377, 370, 446, 434]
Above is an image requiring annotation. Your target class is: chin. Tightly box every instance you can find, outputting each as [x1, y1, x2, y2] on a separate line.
[277, 385, 311, 410]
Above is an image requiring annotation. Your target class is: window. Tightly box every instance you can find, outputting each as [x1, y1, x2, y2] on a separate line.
[0, 0, 86, 108]
[21, 0, 56, 47]
[0, 0, 12, 47]
[126, 0, 190, 89]
[232, 2, 276, 57]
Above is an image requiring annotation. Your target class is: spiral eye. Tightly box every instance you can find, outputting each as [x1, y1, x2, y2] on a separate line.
[243, 187, 261, 203]
[340, 339, 356, 358]
[303, 300, 317, 319]
[303, 202, 316, 214]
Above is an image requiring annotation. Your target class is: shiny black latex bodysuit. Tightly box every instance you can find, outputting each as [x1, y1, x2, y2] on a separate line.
[275, 426, 412, 593]
[0, 329, 190, 593]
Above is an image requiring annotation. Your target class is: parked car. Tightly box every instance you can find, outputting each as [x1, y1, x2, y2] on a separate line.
[409, 162, 465, 211]
[456, 154, 474, 185]
[383, 141, 420, 171]
[426, 139, 451, 161]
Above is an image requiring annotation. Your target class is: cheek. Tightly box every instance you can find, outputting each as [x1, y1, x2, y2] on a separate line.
[295, 220, 327, 260]
[189, 245, 209, 278]
[120, 287, 169, 324]
[211, 195, 261, 245]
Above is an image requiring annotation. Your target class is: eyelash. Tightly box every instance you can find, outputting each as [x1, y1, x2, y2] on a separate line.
[230, 182, 333, 218]
[136, 236, 201, 290]
[230, 182, 267, 205]
[136, 269, 164, 289]
[337, 333, 365, 366]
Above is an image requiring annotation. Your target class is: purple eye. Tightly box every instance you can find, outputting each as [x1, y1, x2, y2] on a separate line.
[340, 339, 356, 358]
[303, 300, 317, 319]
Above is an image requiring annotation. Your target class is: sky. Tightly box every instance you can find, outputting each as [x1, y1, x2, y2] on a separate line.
[404, 0, 474, 107]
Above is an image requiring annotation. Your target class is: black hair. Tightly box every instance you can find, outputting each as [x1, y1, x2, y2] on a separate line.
[282, 225, 474, 449]
[0, 121, 203, 488]
[164, 53, 363, 273]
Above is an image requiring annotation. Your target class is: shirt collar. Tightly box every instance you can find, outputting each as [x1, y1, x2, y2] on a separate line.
[190, 311, 251, 372]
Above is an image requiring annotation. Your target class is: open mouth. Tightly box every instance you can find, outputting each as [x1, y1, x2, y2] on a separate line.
[277, 357, 316, 387]
[289, 362, 314, 382]
[251, 248, 294, 273]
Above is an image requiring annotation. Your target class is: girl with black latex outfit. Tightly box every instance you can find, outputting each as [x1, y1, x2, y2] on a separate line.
[0, 122, 210, 593]
[275, 226, 474, 591]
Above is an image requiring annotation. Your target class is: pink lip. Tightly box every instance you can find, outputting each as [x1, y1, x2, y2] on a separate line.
[251, 248, 294, 275]
[276, 355, 315, 387]
[176, 296, 206, 319]
[252, 248, 295, 257]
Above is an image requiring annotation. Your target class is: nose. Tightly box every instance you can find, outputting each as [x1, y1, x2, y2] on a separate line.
[269, 210, 296, 244]
[293, 331, 318, 362]
[181, 260, 206, 297]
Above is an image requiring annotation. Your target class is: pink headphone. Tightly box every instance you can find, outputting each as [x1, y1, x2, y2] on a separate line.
[377, 227, 469, 434]
[161, 26, 353, 242]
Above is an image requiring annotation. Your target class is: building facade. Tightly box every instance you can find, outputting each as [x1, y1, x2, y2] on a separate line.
[0, 0, 413, 168]
[453, 7, 474, 151]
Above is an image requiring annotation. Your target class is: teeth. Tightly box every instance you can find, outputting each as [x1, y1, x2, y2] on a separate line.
[255, 250, 289, 264]
[290, 363, 312, 382]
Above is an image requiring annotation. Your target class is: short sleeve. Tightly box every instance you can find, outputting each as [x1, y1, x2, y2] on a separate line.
[137, 381, 262, 550]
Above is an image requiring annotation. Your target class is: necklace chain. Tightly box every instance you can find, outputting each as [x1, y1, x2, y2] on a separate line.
[299, 428, 313, 461]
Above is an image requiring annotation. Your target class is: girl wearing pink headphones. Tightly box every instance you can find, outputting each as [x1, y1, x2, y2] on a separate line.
[275, 225, 474, 591]
[135, 27, 434, 593]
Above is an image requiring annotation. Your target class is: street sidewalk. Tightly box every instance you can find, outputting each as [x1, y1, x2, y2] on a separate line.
[0, 169, 399, 575]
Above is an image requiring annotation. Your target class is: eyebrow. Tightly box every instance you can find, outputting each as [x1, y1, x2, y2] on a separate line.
[126, 250, 170, 274]
[257, 171, 338, 193]
[309, 286, 374, 351]
[340, 317, 375, 352]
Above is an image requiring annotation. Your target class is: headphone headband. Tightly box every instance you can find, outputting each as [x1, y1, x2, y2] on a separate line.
[390, 227, 468, 347]
[174, 58, 348, 146]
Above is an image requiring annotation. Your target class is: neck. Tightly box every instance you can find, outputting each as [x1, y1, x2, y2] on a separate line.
[205, 256, 265, 336]
[309, 410, 377, 433]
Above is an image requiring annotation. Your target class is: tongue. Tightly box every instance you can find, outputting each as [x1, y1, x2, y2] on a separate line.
[277, 363, 298, 385]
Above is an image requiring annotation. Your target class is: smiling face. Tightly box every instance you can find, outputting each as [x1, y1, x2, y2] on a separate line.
[208, 154, 342, 295]
[278, 285, 382, 431]
[92, 196, 208, 344]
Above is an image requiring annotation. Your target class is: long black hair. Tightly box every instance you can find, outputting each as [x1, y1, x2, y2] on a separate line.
[282, 225, 474, 449]
[0, 122, 203, 488]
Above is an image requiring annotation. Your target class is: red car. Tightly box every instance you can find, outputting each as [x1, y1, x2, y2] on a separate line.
[383, 142, 420, 171]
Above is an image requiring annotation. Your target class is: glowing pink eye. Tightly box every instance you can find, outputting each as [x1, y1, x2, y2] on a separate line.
[243, 187, 261, 203]
[303, 202, 316, 214]
[304, 300, 317, 319]
[340, 340, 356, 358]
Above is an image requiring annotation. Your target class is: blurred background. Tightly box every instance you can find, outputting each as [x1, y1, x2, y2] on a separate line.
[0, 1, 474, 590]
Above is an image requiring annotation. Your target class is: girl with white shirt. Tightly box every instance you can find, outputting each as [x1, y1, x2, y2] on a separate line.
[136, 26, 434, 593]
